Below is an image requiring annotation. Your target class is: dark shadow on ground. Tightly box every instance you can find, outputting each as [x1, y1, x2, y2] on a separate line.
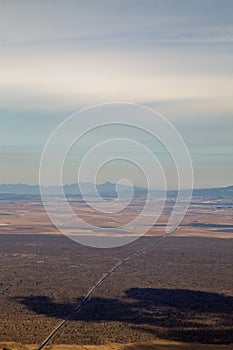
[15, 288, 233, 344]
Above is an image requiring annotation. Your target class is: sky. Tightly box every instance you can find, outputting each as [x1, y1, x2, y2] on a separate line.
[0, 0, 233, 188]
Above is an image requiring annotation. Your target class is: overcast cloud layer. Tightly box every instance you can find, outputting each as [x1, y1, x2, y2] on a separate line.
[0, 0, 232, 187]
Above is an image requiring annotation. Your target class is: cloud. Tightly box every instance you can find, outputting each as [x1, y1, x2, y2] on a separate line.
[1, 1, 232, 113]
[0, 48, 232, 113]
[0, 0, 232, 187]
[0, 0, 232, 46]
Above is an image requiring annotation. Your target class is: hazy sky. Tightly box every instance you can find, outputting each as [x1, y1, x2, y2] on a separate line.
[0, 0, 233, 188]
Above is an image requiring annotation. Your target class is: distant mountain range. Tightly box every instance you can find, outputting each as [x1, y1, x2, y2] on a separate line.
[192, 185, 233, 198]
[0, 181, 147, 197]
[0, 182, 232, 199]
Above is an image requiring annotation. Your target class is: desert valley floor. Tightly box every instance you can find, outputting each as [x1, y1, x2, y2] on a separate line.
[0, 194, 232, 349]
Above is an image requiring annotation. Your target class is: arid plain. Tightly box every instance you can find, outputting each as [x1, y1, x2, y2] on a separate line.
[0, 193, 232, 349]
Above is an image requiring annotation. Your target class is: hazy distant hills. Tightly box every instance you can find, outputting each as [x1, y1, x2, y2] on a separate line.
[0, 183, 41, 195]
[0, 181, 148, 197]
[0, 182, 233, 199]
[193, 185, 233, 197]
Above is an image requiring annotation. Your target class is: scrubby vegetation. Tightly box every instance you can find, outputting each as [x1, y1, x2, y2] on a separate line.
[0, 234, 232, 345]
